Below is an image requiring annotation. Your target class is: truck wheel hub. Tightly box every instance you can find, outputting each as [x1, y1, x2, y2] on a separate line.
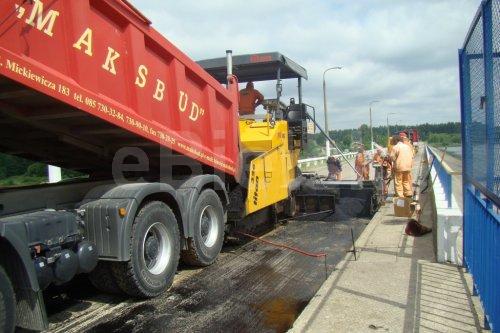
[199, 205, 219, 248]
[145, 235, 159, 264]
[142, 222, 171, 275]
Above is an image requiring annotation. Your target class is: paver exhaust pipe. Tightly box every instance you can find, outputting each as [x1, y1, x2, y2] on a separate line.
[226, 49, 233, 82]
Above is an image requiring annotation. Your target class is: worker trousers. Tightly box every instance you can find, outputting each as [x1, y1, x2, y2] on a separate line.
[394, 171, 413, 197]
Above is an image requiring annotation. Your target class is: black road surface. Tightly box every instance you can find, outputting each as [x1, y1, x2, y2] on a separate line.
[44, 198, 370, 333]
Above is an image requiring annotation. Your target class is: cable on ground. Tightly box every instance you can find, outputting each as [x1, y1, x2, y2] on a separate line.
[236, 231, 329, 280]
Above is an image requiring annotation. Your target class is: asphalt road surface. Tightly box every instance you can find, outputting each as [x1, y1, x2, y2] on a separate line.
[44, 199, 370, 333]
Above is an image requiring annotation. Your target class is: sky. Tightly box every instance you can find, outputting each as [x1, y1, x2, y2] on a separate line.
[132, 0, 480, 130]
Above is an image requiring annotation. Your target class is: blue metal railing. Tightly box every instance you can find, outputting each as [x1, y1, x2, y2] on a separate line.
[459, 0, 500, 330]
[427, 147, 453, 208]
[463, 183, 500, 331]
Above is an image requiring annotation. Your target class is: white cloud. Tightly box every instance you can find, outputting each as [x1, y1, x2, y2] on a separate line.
[132, 0, 480, 129]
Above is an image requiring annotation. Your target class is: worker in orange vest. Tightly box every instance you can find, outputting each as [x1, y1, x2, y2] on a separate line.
[239, 82, 264, 115]
[373, 148, 383, 165]
[355, 146, 368, 180]
[363, 162, 370, 180]
[390, 135, 414, 197]
[382, 154, 392, 196]
[399, 132, 413, 150]
[399, 131, 415, 187]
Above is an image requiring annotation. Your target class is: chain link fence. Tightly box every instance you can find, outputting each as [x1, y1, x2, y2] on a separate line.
[459, 0, 500, 330]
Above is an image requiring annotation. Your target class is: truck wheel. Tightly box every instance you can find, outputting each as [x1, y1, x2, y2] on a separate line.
[182, 189, 224, 266]
[112, 201, 180, 298]
[88, 261, 123, 294]
[0, 267, 15, 333]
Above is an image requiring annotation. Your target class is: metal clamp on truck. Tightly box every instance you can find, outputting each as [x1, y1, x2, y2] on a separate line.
[0, 1, 380, 331]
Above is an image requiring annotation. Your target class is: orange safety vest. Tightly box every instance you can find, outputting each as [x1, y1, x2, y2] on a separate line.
[239, 88, 264, 115]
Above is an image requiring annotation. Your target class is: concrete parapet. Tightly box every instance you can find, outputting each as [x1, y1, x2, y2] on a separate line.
[427, 147, 463, 265]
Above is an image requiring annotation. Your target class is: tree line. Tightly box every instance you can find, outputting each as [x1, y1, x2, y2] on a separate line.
[301, 121, 461, 158]
[0, 153, 82, 186]
[0, 121, 462, 185]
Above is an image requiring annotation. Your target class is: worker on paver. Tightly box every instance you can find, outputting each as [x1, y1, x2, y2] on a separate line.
[363, 152, 371, 181]
[239, 81, 264, 115]
[355, 146, 367, 180]
[326, 156, 342, 180]
[390, 135, 413, 197]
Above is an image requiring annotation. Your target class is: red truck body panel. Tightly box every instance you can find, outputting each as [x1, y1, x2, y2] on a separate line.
[0, 0, 240, 177]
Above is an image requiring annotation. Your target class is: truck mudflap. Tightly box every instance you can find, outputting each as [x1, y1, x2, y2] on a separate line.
[0, 222, 41, 291]
[81, 197, 137, 261]
[0, 220, 49, 331]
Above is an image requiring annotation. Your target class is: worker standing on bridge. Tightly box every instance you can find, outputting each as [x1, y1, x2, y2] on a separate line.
[373, 149, 383, 165]
[327, 156, 342, 180]
[390, 135, 413, 197]
[239, 81, 264, 115]
[399, 132, 413, 151]
[399, 132, 415, 186]
[355, 146, 367, 180]
[382, 154, 393, 196]
[372, 148, 384, 185]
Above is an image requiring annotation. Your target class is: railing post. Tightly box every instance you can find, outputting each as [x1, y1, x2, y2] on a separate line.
[459, 47, 471, 261]
[482, 0, 495, 192]
[450, 170, 453, 208]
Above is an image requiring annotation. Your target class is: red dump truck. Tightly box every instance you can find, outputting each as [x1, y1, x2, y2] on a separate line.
[0, 1, 249, 331]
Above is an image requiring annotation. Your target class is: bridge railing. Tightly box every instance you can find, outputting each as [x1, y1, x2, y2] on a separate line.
[459, 0, 500, 329]
[298, 149, 378, 172]
[426, 147, 458, 208]
[297, 152, 357, 170]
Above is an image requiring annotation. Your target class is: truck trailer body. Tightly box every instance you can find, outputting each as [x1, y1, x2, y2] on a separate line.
[0, 0, 240, 178]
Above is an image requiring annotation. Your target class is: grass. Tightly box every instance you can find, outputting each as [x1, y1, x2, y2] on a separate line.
[0, 175, 47, 187]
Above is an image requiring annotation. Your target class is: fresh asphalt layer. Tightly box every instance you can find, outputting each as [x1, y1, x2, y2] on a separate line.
[45, 199, 370, 333]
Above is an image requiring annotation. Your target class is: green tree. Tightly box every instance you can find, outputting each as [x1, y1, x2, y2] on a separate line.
[26, 163, 47, 177]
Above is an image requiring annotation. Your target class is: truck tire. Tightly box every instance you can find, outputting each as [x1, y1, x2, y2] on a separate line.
[0, 266, 15, 333]
[112, 201, 180, 298]
[88, 261, 123, 294]
[182, 189, 224, 266]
